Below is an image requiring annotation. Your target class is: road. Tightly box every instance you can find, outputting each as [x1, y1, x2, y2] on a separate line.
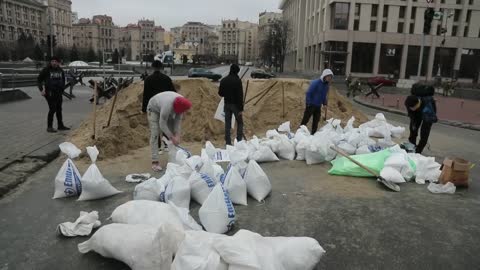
[0, 76, 479, 269]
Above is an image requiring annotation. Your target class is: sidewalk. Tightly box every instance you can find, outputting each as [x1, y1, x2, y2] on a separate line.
[356, 93, 480, 125]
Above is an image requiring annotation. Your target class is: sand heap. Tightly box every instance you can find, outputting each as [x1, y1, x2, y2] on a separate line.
[70, 78, 368, 160]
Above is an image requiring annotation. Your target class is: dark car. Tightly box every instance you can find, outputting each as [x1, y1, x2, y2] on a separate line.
[368, 76, 397, 87]
[187, 68, 222, 82]
[251, 69, 275, 79]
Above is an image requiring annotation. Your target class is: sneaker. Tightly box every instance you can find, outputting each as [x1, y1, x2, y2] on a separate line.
[58, 126, 71, 131]
[47, 127, 57, 133]
[152, 164, 163, 172]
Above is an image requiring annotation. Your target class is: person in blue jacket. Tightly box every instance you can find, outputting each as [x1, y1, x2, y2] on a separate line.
[300, 69, 334, 134]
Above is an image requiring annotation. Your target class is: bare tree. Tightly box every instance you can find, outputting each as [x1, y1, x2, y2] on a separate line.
[260, 19, 292, 72]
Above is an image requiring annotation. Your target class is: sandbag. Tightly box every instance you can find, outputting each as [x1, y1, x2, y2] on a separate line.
[295, 135, 311, 161]
[160, 175, 191, 209]
[110, 200, 202, 231]
[244, 160, 272, 202]
[78, 223, 178, 270]
[185, 155, 203, 172]
[166, 140, 192, 164]
[78, 146, 122, 201]
[189, 171, 216, 205]
[337, 142, 356, 155]
[53, 142, 82, 199]
[227, 145, 248, 165]
[172, 230, 228, 270]
[222, 164, 248, 206]
[380, 167, 406, 184]
[278, 121, 291, 133]
[305, 136, 336, 165]
[250, 145, 280, 163]
[212, 163, 225, 183]
[384, 152, 416, 180]
[199, 184, 236, 234]
[133, 177, 164, 201]
[329, 149, 392, 177]
[276, 134, 296, 160]
[200, 154, 217, 181]
[355, 145, 371, 155]
[408, 154, 441, 184]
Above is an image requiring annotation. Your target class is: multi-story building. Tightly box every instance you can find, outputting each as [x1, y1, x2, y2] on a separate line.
[71, 11, 77, 24]
[219, 19, 259, 64]
[258, 11, 283, 63]
[46, 0, 72, 47]
[280, 0, 480, 80]
[171, 22, 218, 56]
[120, 19, 165, 61]
[0, 0, 47, 43]
[164, 31, 173, 51]
[72, 15, 120, 57]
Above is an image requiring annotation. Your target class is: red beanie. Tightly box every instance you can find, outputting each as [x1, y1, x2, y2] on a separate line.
[173, 96, 192, 114]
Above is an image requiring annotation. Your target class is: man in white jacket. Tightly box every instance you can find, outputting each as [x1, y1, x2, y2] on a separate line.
[147, 91, 192, 172]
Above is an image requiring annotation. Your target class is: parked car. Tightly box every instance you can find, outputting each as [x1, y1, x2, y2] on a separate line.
[368, 76, 397, 86]
[251, 69, 276, 79]
[187, 68, 222, 82]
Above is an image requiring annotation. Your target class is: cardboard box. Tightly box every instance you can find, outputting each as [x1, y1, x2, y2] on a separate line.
[439, 158, 471, 187]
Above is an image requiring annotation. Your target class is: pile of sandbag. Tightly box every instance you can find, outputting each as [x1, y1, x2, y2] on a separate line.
[53, 142, 122, 201]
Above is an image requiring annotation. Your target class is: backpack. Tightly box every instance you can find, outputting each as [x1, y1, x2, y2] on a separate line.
[421, 97, 438, 123]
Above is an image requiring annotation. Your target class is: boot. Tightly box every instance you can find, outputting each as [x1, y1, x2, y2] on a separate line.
[47, 127, 57, 133]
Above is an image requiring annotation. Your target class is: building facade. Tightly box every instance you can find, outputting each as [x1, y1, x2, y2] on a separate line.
[47, 0, 72, 47]
[119, 19, 165, 61]
[170, 22, 219, 57]
[71, 11, 77, 24]
[0, 0, 47, 43]
[281, 0, 480, 80]
[219, 19, 259, 64]
[72, 15, 120, 58]
[258, 11, 283, 64]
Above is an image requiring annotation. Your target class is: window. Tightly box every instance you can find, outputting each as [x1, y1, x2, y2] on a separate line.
[437, 25, 441, 35]
[331, 2, 349, 30]
[411, 7, 416, 19]
[355, 3, 361, 16]
[410, 23, 414, 34]
[466, 10, 471, 23]
[382, 21, 387, 32]
[354, 19, 359, 31]
[351, 43, 375, 73]
[399, 6, 406, 19]
[456, 0, 462, 4]
[372, 4, 378, 17]
[441, 0, 445, 3]
[370, 20, 377, 32]
[469, 0, 474, 4]
[398, 22, 404, 33]
[383, 5, 389, 18]
[452, 25, 458, 36]
[464, 26, 469, 37]
[454, 9, 461, 22]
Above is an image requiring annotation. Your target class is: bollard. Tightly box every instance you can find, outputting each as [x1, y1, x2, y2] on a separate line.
[382, 97, 385, 106]
[396, 98, 400, 109]
[461, 100, 464, 108]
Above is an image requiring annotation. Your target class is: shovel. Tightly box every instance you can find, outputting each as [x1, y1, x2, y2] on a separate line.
[330, 146, 400, 192]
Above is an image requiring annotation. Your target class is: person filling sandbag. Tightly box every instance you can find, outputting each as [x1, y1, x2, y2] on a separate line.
[78, 146, 122, 201]
[300, 69, 334, 135]
[146, 91, 192, 172]
[199, 184, 236, 234]
[53, 142, 82, 199]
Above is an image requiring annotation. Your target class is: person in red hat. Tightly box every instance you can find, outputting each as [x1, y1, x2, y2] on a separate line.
[146, 91, 192, 172]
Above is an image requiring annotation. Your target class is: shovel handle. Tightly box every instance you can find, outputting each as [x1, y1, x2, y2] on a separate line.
[330, 146, 380, 177]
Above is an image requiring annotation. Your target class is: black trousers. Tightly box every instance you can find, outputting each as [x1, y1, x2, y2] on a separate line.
[45, 94, 64, 128]
[301, 105, 321, 134]
[409, 116, 433, 154]
[225, 103, 244, 145]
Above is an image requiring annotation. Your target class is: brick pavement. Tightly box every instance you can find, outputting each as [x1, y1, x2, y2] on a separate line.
[358, 93, 480, 125]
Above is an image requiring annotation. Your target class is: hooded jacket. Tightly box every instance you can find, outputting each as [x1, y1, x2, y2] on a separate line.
[37, 65, 65, 95]
[305, 69, 334, 107]
[218, 67, 244, 111]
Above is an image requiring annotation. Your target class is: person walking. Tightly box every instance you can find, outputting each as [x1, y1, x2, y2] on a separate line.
[218, 64, 244, 145]
[404, 85, 438, 154]
[37, 56, 70, 133]
[300, 69, 334, 134]
[142, 60, 177, 153]
[147, 92, 192, 172]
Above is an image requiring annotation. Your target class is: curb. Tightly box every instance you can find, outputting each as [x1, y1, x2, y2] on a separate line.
[353, 97, 480, 132]
[0, 89, 31, 104]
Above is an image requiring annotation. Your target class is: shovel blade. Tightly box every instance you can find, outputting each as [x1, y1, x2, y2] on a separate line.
[377, 177, 401, 192]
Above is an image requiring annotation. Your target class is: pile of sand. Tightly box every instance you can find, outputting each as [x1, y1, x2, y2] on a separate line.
[69, 78, 368, 160]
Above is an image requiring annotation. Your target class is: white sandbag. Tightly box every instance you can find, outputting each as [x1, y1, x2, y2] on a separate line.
[168, 201, 204, 231]
[78, 146, 122, 201]
[278, 121, 291, 133]
[266, 129, 280, 138]
[205, 141, 217, 159]
[355, 145, 371, 155]
[212, 163, 225, 183]
[166, 163, 193, 180]
[199, 184, 236, 234]
[200, 154, 217, 181]
[133, 177, 164, 201]
[110, 200, 201, 232]
[380, 167, 406, 184]
[409, 154, 441, 184]
[57, 211, 101, 237]
[276, 134, 296, 160]
[78, 223, 178, 270]
[222, 164, 248, 206]
[390, 125, 406, 138]
[337, 142, 356, 155]
[166, 139, 192, 164]
[250, 145, 279, 163]
[428, 182, 456, 194]
[384, 152, 415, 180]
[160, 175, 191, 209]
[377, 138, 396, 148]
[344, 117, 355, 133]
[295, 135, 311, 161]
[295, 125, 310, 137]
[172, 230, 228, 270]
[227, 145, 248, 165]
[189, 171, 216, 205]
[261, 137, 281, 153]
[185, 155, 203, 172]
[244, 160, 272, 202]
[305, 137, 336, 165]
[265, 236, 326, 270]
[53, 142, 82, 199]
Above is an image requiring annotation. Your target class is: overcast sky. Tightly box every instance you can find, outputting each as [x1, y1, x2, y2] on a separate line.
[72, 0, 281, 30]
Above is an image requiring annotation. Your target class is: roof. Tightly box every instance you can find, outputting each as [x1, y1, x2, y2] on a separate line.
[13, 0, 46, 8]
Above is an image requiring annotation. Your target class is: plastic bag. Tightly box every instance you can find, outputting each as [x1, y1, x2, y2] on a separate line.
[78, 223, 178, 270]
[189, 171, 216, 205]
[133, 177, 164, 201]
[160, 175, 191, 209]
[244, 160, 272, 202]
[53, 142, 82, 199]
[221, 164, 248, 206]
[172, 231, 228, 270]
[78, 146, 122, 201]
[329, 149, 392, 177]
[199, 184, 236, 234]
[427, 182, 456, 194]
[380, 167, 406, 184]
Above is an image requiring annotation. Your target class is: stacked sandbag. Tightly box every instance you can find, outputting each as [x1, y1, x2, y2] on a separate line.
[53, 142, 83, 199]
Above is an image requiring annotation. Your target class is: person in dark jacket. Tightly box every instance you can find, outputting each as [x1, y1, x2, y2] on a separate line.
[142, 60, 176, 153]
[300, 69, 334, 134]
[219, 64, 244, 145]
[405, 94, 437, 154]
[37, 56, 69, 133]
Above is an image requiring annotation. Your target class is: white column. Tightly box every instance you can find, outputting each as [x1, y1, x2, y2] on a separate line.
[373, 42, 381, 75]
[346, 41, 353, 76]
